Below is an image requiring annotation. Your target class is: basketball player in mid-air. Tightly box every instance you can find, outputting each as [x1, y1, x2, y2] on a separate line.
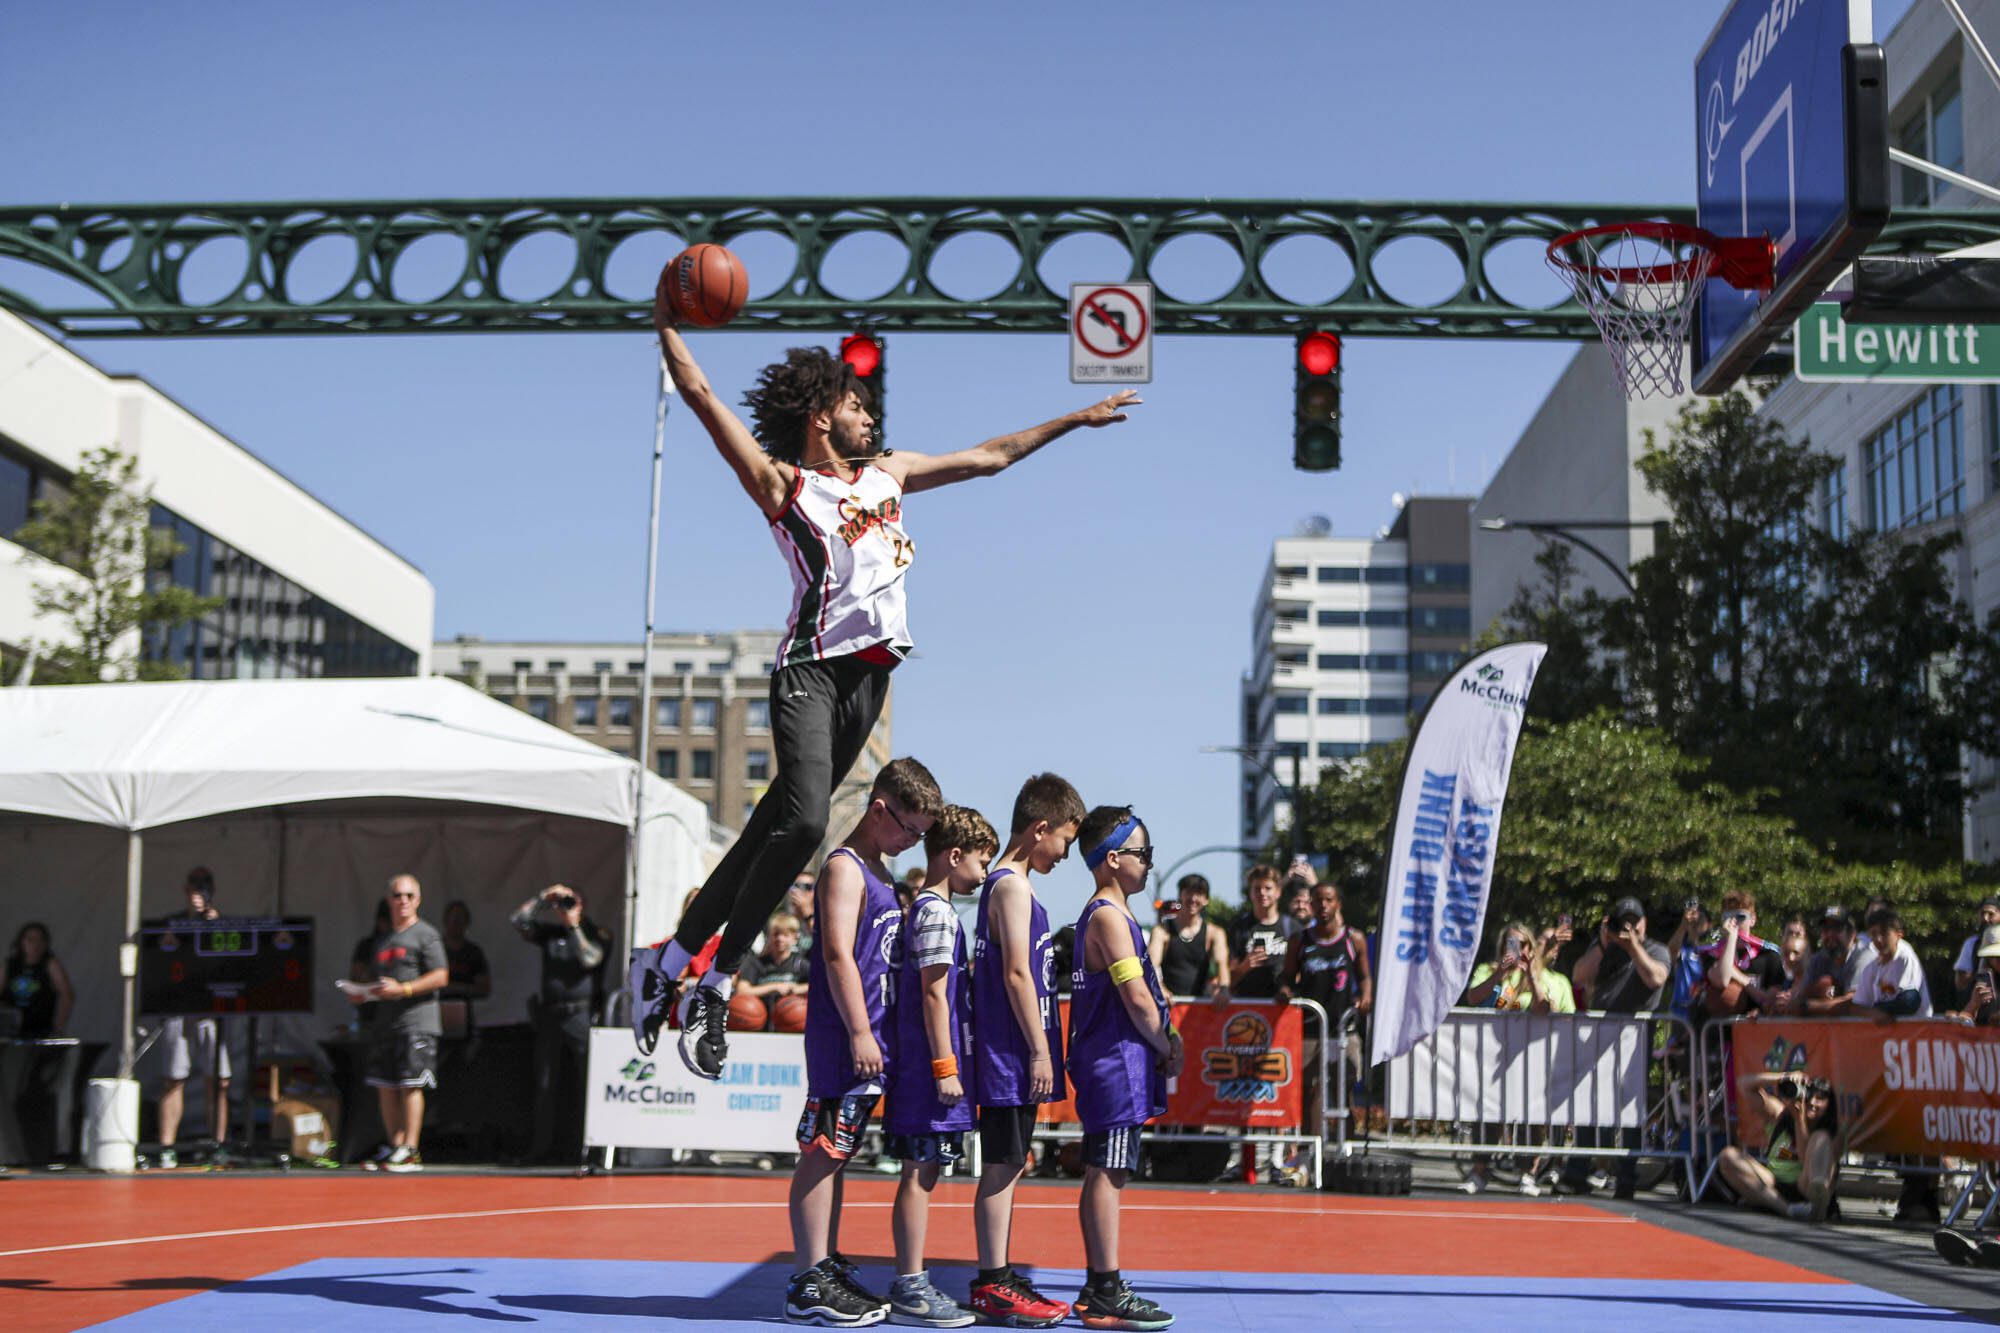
[631, 269, 1142, 1082]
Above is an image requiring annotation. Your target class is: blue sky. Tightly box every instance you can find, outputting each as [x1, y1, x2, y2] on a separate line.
[0, 1, 1919, 920]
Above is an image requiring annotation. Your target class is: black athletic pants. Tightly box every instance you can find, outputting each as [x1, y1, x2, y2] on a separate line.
[672, 651, 893, 975]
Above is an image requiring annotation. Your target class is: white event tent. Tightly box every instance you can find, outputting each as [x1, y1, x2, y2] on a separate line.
[0, 676, 707, 1076]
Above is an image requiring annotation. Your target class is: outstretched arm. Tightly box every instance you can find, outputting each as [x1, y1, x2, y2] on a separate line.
[879, 390, 1140, 495]
[654, 276, 794, 517]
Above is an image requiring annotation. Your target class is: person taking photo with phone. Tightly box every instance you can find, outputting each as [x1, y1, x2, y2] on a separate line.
[514, 884, 612, 1162]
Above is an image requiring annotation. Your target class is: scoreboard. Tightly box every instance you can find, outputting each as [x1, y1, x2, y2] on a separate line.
[139, 916, 315, 1016]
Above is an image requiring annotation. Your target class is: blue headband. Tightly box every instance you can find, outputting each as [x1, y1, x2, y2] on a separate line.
[1083, 813, 1143, 870]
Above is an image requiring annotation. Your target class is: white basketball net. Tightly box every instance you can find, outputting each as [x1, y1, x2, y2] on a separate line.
[1547, 229, 1718, 399]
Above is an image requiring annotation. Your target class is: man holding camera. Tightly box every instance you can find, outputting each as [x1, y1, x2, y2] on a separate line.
[1563, 898, 1671, 1197]
[513, 884, 612, 1162]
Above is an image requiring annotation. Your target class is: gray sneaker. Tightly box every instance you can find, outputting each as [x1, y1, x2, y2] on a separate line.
[888, 1273, 974, 1328]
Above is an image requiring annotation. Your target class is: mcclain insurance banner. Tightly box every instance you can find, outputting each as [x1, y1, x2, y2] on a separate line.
[1370, 642, 1546, 1065]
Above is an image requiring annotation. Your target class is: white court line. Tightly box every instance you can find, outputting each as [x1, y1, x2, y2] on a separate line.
[0, 1197, 1633, 1260]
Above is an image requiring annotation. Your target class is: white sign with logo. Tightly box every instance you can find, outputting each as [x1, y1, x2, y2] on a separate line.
[1388, 1011, 1650, 1128]
[1370, 642, 1547, 1065]
[1070, 282, 1153, 384]
[584, 1027, 806, 1152]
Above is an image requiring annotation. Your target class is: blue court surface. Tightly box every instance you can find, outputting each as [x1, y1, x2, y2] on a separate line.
[83, 1258, 1986, 1329]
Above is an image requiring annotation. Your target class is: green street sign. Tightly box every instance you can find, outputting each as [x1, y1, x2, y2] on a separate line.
[1795, 302, 2000, 384]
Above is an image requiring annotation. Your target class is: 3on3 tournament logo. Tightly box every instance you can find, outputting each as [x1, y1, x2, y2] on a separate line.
[1201, 1010, 1292, 1104]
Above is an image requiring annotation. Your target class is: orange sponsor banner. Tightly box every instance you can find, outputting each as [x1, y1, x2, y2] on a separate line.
[1037, 999, 1305, 1128]
[1730, 1017, 2000, 1159]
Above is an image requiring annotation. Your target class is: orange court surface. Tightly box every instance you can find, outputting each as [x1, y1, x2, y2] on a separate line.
[0, 1169, 1986, 1330]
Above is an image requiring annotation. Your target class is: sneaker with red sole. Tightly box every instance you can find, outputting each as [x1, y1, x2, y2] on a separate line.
[966, 1273, 1066, 1328]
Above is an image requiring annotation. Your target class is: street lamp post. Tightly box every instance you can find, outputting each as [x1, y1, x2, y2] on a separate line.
[1202, 743, 1309, 861]
[1477, 517, 1671, 597]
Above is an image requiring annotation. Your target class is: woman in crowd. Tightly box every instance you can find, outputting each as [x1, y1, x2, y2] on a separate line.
[4, 922, 73, 1037]
[1716, 1073, 1839, 1222]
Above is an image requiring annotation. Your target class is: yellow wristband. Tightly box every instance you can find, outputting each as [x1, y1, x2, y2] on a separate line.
[402, 981, 413, 999]
[1107, 955, 1145, 986]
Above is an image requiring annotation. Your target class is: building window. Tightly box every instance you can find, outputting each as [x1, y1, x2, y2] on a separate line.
[1363, 609, 1407, 628]
[1317, 566, 1360, 583]
[1318, 741, 1370, 759]
[1275, 645, 1309, 666]
[593, 659, 613, 673]
[656, 697, 681, 728]
[1273, 695, 1309, 715]
[691, 749, 714, 780]
[745, 699, 770, 730]
[1317, 653, 1361, 670]
[1317, 698, 1362, 715]
[691, 698, 718, 729]
[1364, 566, 1406, 584]
[1895, 73, 1963, 207]
[511, 659, 532, 673]
[626, 660, 645, 672]
[1866, 386, 1964, 530]
[1988, 387, 2000, 495]
[1275, 564, 1307, 581]
[1317, 609, 1361, 627]
[573, 697, 599, 727]
[1820, 461, 1848, 540]
[1366, 697, 1409, 715]
[760, 660, 776, 674]
[673, 660, 694, 673]
[746, 749, 771, 781]
[1410, 651, 1462, 676]
[608, 697, 633, 728]
[1366, 652, 1407, 671]
[1409, 563, 1470, 590]
[525, 696, 552, 722]
[1274, 741, 1307, 761]
[656, 751, 679, 779]
[1410, 606, 1470, 635]
[0, 447, 32, 541]
[546, 659, 567, 672]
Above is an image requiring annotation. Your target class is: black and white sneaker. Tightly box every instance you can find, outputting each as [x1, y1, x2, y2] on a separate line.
[628, 947, 673, 1057]
[1936, 1227, 1980, 1266]
[786, 1260, 888, 1326]
[677, 982, 729, 1081]
[1073, 1279, 1173, 1330]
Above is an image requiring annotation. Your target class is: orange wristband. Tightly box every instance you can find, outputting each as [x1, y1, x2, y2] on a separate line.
[931, 1056, 958, 1079]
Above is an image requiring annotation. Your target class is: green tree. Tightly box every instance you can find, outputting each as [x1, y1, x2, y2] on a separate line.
[15, 445, 217, 684]
[1485, 539, 1620, 724]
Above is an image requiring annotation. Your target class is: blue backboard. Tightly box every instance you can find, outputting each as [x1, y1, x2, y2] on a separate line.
[1692, 0, 1887, 393]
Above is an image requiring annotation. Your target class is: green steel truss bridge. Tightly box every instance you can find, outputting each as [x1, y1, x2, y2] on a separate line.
[0, 196, 1994, 340]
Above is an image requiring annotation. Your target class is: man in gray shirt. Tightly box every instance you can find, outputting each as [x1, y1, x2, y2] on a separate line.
[345, 873, 448, 1172]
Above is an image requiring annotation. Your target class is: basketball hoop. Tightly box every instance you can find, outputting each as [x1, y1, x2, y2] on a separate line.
[1546, 221, 1774, 399]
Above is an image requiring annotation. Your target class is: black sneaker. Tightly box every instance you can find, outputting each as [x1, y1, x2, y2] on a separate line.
[786, 1260, 887, 1326]
[628, 948, 674, 1057]
[1074, 1279, 1173, 1330]
[677, 983, 729, 1081]
[1936, 1228, 1981, 1266]
[826, 1253, 888, 1309]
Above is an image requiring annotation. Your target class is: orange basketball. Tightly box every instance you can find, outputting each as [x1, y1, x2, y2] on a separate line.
[728, 993, 769, 1032]
[771, 993, 809, 1033]
[661, 243, 747, 327]
[1224, 1013, 1268, 1049]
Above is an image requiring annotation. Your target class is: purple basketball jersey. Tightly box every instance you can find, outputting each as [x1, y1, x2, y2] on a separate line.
[885, 893, 973, 1134]
[972, 868, 1065, 1107]
[1066, 897, 1169, 1133]
[804, 847, 903, 1098]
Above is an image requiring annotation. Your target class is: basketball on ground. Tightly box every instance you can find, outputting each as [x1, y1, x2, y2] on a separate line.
[660, 243, 747, 327]
[770, 993, 809, 1033]
[727, 992, 768, 1031]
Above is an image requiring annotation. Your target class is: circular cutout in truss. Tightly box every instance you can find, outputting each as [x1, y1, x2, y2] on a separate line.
[174, 221, 252, 308]
[1258, 233, 1356, 306]
[927, 229, 1023, 302]
[496, 228, 578, 303]
[820, 229, 911, 302]
[283, 227, 360, 305]
[1035, 232, 1134, 299]
[603, 229, 684, 301]
[1149, 232, 1242, 304]
[720, 230, 798, 301]
[387, 228, 467, 304]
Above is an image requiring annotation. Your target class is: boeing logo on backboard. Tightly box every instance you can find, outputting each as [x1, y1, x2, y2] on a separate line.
[1703, 79, 1734, 188]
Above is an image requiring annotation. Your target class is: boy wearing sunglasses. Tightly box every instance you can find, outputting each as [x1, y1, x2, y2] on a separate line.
[1067, 805, 1181, 1330]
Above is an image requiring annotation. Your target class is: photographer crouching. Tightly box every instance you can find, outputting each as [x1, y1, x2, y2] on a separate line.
[513, 884, 613, 1163]
[1716, 1072, 1840, 1223]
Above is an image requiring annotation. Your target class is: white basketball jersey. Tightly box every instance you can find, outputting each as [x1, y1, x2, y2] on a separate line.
[770, 463, 915, 667]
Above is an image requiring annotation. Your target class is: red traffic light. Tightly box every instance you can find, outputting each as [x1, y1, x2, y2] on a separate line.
[839, 332, 884, 378]
[1297, 331, 1342, 376]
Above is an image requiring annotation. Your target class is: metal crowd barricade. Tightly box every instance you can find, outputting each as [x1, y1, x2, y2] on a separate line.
[1695, 1013, 1982, 1213]
[969, 996, 1331, 1189]
[1368, 1006, 1701, 1197]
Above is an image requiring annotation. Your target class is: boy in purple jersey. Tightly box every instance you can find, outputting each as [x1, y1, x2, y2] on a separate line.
[969, 773, 1085, 1329]
[786, 758, 943, 1329]
[1069, 805, 1181, 1330]
[883, 804, 997, 1329]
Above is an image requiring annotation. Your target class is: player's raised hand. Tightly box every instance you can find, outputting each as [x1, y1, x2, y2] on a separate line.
[1077, 389, 1141, 427]
[651, 268, 682, 334]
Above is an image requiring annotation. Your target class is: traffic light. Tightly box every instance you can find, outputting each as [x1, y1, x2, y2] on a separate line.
[839, 331, 886, 446]
[1293, 331, 1342, 472]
